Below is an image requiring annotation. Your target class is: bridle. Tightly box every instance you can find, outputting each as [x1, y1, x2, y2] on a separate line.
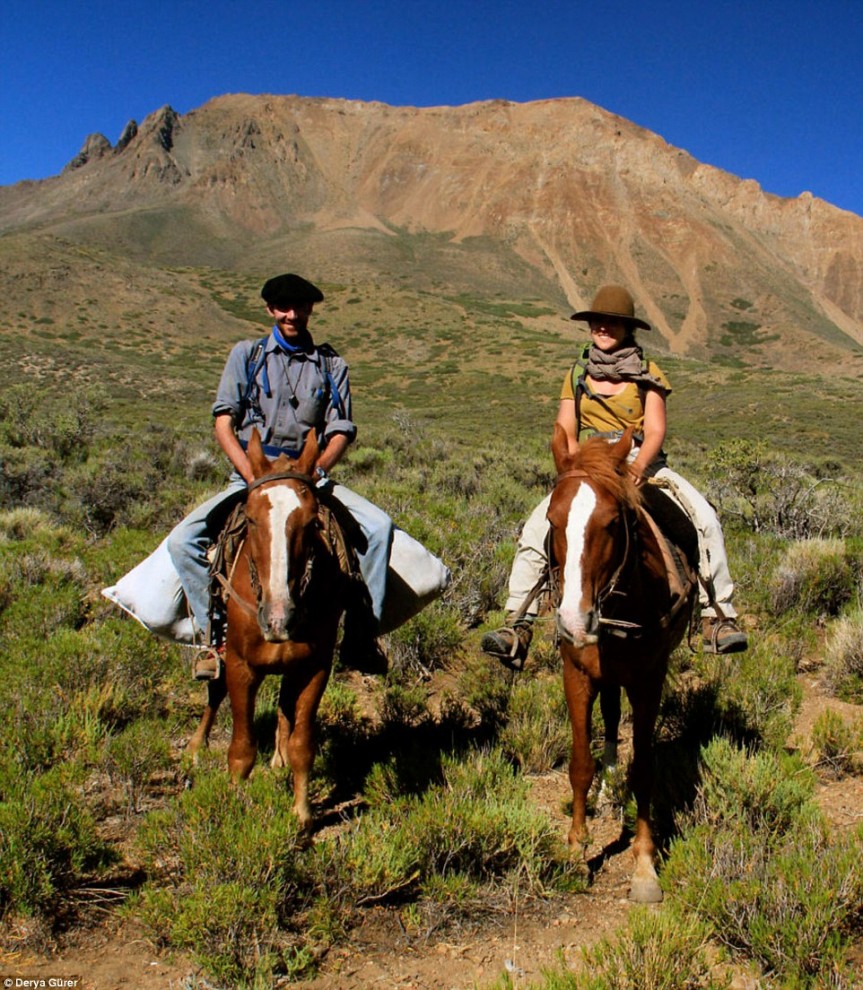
[551, 468, 643, 644]
[223, 470, 320, 618]
[246, 469, 316, 493]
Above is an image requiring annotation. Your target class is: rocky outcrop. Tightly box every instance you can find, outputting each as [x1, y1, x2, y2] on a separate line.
[115, 120, 138, 152]
[64, 132, 112, 170]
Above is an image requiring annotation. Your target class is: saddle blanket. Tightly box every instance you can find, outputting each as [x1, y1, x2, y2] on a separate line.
[102, 528, 452, 644]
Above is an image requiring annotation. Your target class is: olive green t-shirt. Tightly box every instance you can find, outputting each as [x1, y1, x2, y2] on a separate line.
[560, 357, 671, 438]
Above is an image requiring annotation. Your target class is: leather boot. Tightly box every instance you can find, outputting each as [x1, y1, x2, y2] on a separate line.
[702, 617, 748, 654]
[481, 616, 533, 671]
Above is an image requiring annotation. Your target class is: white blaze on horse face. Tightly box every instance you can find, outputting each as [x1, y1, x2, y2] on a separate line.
[264, 487, 303, 601]
[558, 483, 597, 644]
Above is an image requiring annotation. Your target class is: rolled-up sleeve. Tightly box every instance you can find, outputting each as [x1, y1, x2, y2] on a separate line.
[212, 341, 254, 421]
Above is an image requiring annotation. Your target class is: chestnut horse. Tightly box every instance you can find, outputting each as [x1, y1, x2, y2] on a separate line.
[548, 426, 693, 902]
[188, 429, 344, 829]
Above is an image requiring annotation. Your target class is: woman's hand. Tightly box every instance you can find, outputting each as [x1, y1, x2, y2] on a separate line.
[628, 462, 646, 487]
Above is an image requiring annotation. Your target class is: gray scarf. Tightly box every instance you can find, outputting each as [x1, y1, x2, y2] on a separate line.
[585, 344, 667, 391]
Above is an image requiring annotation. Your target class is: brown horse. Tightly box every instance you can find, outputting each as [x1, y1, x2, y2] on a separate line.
[548, 425, 693, 903]
[188, 429, 344, 829]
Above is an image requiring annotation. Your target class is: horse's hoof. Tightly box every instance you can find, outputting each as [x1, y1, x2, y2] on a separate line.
[629, 876, 663, 903]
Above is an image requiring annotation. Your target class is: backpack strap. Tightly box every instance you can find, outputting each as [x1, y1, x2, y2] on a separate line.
[241, 337, 347, 425]
[317, 342, 347, 420]
[241, 336, 271, 418]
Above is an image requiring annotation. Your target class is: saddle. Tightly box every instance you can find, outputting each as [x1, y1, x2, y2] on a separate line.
[639, 480, 699, 630]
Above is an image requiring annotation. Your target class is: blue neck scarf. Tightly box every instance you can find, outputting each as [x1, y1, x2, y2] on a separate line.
[271, 325, 313, 354]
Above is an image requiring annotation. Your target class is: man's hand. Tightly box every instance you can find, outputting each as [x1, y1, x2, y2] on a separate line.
[214, 413, 254, 483]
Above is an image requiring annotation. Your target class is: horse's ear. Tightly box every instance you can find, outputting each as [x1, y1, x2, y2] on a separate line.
[296, 429, 320, 475]
[551, 422, 572, 474]
[247, 428, 272, 478]
[610, 428, 634, 470]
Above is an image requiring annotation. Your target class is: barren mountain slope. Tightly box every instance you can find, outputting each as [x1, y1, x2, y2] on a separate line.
[2, 94, 862, 373]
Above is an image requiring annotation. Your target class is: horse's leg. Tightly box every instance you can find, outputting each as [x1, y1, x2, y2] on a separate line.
[271, 704, 290, 770]
[625, 677, 664, 903]
[563, 651, 598, 852]
[596, 685, 622, 810]
[599, 684, 621, 771]
[187, 676, 228, 760]
[226, 659, 263, 780]
[274, 662, 331, 831]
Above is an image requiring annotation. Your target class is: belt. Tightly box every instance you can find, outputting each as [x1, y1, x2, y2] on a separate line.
[239, 438, 300, 460]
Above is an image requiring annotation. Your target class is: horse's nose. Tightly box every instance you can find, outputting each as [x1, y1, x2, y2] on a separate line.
[258, 599, 296, 642]
[557, 606, 600, 648]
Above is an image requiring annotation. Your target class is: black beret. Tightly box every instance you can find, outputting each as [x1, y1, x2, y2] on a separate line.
[261, 273, 324, 307]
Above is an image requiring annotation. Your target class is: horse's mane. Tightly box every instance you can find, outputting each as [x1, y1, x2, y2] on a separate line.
[573, 437, 641, 510]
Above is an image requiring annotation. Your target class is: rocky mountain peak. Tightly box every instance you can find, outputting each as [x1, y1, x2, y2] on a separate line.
[64, 132, 112, 170]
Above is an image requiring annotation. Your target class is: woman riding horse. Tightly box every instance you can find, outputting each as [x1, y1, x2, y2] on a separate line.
[548, 425, 690, 902]
[482, 284, 747, 668]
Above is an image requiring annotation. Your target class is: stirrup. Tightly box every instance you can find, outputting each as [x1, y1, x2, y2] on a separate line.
[480, 623, 532, 672]
[192, 645, 223, 681]
[702, 617, 747, 655]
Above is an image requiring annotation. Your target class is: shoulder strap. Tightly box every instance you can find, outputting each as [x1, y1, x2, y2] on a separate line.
[571, 344, 591, 439]
[317, 343, 346, 419]
[242, 336, 271, 410]
[572, 344, 647, 443]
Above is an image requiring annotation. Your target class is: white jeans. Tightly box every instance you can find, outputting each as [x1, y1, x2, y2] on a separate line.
[504, 466, 736, 619]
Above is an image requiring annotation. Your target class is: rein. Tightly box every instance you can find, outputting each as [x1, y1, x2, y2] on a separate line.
[246, 470, 316, 493]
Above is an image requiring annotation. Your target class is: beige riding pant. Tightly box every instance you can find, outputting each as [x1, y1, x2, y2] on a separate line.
[504, 466, 737, 619]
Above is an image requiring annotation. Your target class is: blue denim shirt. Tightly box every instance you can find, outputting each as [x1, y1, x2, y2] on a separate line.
[212, 330, 357, 454]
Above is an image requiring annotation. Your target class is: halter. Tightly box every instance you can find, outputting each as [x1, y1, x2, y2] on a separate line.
[221, 470, 319, 619]
[552, 469, 643, 644]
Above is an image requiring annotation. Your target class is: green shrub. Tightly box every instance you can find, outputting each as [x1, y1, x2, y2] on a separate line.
[706, 440, 858, 540]
[768, 539, 861, 619]
[666, 820, 863, 987]
[822, 611, 863, 702]
[499, 674, 569, 773]
[682, 737, 817, 838]
[484, 907, 721, 989]
[665, 739, 863, 987]
[808, 709, 860, 778]
[0, 763, 113, 919]
[696, 639, 801, 749]
[337, 747, 584, 908]
[103, 717, 174, 814]
[576, 906, 719, 990]
[135, 770, 316, 986]
[456, 650, 513, 730]
[384, 601, 465, 674]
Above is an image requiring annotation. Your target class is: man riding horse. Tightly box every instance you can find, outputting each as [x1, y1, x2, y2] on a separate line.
[167, 273, 393, 679]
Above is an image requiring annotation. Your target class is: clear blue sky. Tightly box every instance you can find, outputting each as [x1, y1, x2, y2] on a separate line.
[2, 0, 861, 216]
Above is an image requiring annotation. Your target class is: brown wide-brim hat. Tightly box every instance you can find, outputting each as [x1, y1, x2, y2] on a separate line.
[571, 284, 651, 331]
[261, 273, 324, 308]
